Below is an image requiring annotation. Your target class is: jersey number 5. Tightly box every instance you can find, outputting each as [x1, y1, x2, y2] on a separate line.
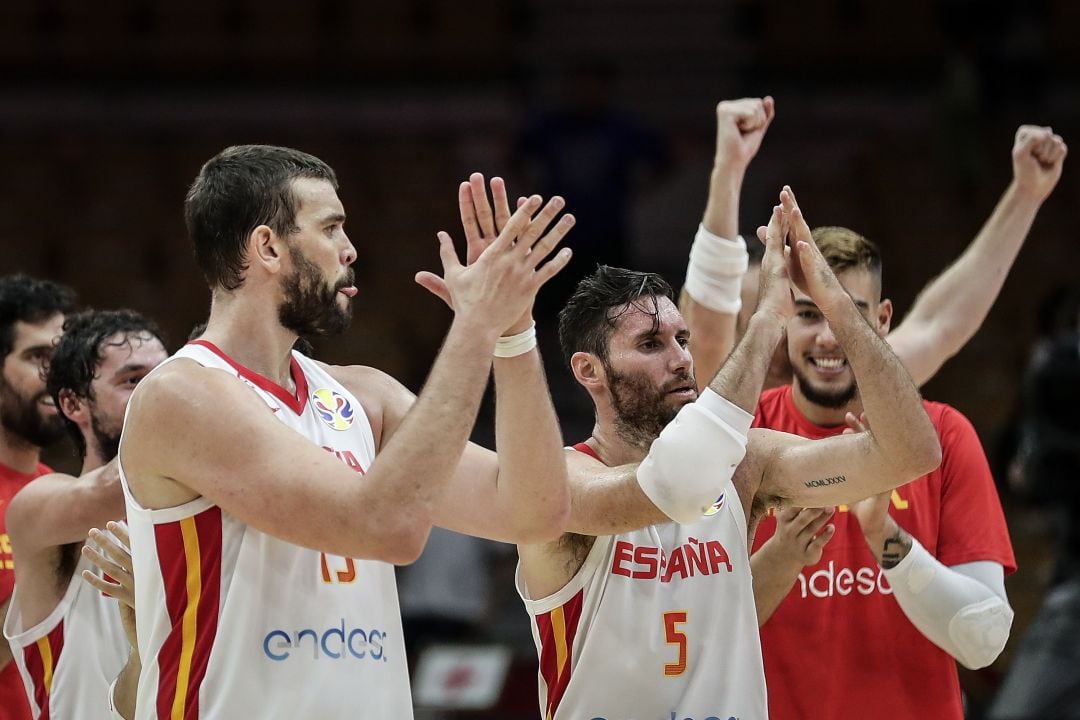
[663, 610, 688, 676]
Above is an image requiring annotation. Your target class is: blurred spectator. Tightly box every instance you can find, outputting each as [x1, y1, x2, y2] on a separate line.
[989, 283, 1080, 719]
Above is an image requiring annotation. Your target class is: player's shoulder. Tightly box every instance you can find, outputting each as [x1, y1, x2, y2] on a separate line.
[564, 443, 606, 473]
[4, 471, 77, 537]
[320, 362, 412, 402]
[318, 363, 416, 435]
[127, 358, 265, 431]
[132, 356, 234, 404]
[920, 399, 975, 435]
[8, 471, 77, 504]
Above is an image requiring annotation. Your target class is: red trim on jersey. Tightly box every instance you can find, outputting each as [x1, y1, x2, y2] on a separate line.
[534, 589, 584, 719]
[153, 507, 223, 720]
[571, 442, 602, 463]
[21, 621, 64, 719]
[187, 339, 309, 415]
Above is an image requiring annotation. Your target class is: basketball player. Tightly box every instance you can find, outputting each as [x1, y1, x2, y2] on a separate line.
[4, 310, 166, 719]
[0, 275, 76, 720]
[451, 177, 942, 718]
[118, 145, 576, 718]
[686, 99, 1065, 719]
[748, 229, 1017, 720]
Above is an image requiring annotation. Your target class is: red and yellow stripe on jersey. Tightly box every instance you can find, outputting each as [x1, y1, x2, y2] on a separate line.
[20, 622, 64, 719]
[534, 589, 584, 720]
[153, 507, 222, 720]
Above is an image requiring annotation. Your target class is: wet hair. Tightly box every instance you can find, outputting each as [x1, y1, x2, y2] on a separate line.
[811, 226, 883, 293]
[46, 309, 165, 458]
[0, 274, 77, 362]
[185, 145, 338, 291]
[558, 265, 674, 366]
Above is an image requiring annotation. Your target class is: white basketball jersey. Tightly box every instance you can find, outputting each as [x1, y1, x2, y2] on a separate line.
[120, 341, 412, 720]
[517, 446, 768, 720]
[4, 551, 129, 719]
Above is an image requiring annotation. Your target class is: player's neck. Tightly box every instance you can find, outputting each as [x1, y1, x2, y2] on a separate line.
[80, 446, 109, 475]
[199, 294, 299, 389]
[0, 427, 42, 475]
[589, 414, 650, 467]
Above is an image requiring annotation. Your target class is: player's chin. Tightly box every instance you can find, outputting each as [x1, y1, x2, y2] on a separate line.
[666, 391, 697, 411]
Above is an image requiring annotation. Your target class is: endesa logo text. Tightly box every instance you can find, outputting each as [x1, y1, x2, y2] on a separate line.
[795, 561, 893, 599]
[611, 537, 733, 583]
[263, 618, 388, 662]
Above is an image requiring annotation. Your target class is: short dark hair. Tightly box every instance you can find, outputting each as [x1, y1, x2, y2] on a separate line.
[46, 309, 165, 457]
[185, 145, 339, 291]
[0, 274, 77, 362]
[558, 265, 674, 366]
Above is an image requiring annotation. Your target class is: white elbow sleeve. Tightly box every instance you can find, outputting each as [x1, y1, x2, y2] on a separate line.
[637, 388, 752, 524]
[885, 537, 1014, 669]
[683, 224, 749, 313]
[948, 596, 1014, 669]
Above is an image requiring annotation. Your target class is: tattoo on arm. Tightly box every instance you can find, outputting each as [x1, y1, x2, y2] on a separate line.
[804, 475, 846, 489]
[881, 531, 913, 569]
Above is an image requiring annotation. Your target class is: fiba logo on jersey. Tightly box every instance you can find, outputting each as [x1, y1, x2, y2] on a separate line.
[703, 493, 725, 516]
[312, 388, 355, 430]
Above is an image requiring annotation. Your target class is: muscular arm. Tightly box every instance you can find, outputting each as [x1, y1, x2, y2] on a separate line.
[862, 518, 1013, 669]
[124, 313, 499, 565]
[387, 342, 570, 544]
[682, 97, 774, 386]
[753, 213, 941, 506]
[753, 299, 940, 506]
[888, 184, 1044, 386]
[5, 463, 123, 555]
[888, 126, 1066, 386]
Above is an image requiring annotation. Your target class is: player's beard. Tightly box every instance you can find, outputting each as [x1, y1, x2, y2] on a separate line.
[278, 245, 354, 338]
[0, 376, 65, 448]
[791, 363, 859, 409]
[606, 364, 693, 451]
[90, 409, 121, 463]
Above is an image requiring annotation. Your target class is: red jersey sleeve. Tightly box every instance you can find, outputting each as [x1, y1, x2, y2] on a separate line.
[934, 404, 1017, 575]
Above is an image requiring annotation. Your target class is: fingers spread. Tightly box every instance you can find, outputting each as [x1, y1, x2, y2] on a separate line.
[529, 213, 576, 267]
[519, 196, 566, 253]
[491, 195, 542, 254]
[535, 247, 573, 287]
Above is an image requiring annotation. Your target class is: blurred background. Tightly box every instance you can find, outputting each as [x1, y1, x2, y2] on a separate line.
[1, 0, 1078, 717]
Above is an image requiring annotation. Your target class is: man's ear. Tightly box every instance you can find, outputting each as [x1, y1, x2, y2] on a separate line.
[57, 388, 85, 424]
[570, 351, 606, 390]
[249, 225, 288, 276]
[876, 298, 894, 336]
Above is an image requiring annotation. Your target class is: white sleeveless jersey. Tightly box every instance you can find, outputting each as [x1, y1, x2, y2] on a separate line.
[4, 551, 129, 719]
[517, 446, 768, 720]
[119, 341, 412, 720]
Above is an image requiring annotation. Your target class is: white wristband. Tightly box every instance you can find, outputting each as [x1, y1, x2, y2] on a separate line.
[494, 322, 537, 358]
[683, 223, 749, 313]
